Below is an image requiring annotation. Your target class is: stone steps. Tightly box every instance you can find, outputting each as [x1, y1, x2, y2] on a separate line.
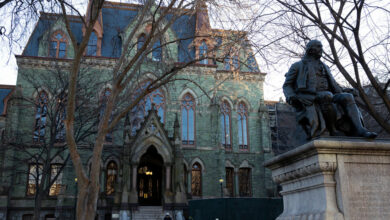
[132, 206, 168, 220]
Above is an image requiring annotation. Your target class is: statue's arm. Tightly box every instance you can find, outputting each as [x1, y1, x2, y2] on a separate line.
[283, 62, 299, 102]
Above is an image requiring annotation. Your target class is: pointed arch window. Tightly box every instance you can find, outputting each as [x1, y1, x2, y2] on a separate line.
[237, 102, 249, 150]
[34, 91, 48, 143]
[191, 162, 202, 196]
[239, 168, 252, 197]
[50, 32, 67, 58]
[100, 88, 113, 142]
[87, 32, 98, 56]
[106, 161, 118, 195]
[181, 93, 195, 145]
[55, 94, 66, 142]
[220, 101, 232, 149]
[137, 34, 145, 51]
[199, 41, 208, 64]
[130, 81, 165, 135]
[152, 40, 162, 61]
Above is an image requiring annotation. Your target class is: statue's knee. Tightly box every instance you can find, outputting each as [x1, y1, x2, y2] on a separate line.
[335, 93, 355, 104]
[317, 91, 333, 103]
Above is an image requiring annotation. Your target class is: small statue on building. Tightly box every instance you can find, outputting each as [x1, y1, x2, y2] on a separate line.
[283, 40, 377, 140]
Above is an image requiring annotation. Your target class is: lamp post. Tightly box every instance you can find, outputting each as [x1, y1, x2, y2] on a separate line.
[74, 178, 78, 220]
[219, 178, 224, 198]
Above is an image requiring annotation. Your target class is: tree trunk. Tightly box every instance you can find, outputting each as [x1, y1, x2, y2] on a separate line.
[33, 192, 43, 220]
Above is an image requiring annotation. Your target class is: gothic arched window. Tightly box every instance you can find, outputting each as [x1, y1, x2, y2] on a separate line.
[87, 32, 98, 56]
[55, 94, 66, 142]
[199, 41, 208, 64]
[106, 161, 118, 195]
[237, 102, 248, 150]
[191, 162, 202, 196]
[34, 91, 48, 142]
[130, 81, 165, 135]
[152, 40, 162, 61]
[239, 168, 252, 197]
[220, 101, 232, 149]
[137, 34, 145, 51]
[100, 88, 112, 142]
[181, 93, 195, 145]
[50, 31, 67, 58]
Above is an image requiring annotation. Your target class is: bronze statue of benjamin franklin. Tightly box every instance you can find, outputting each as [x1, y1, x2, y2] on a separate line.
[283, 40, 377, 139]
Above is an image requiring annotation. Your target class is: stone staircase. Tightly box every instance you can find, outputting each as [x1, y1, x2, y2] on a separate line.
[132, 206, 167, 220]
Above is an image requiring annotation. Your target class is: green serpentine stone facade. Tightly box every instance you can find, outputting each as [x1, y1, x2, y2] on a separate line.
[0, 1, 275, 219]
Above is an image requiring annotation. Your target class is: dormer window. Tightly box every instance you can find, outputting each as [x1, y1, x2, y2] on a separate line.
[86, 32, 98, 56]
[50, 32, 67, 58]
[152, 40, 162, 61]
[199, 41, 208, 64]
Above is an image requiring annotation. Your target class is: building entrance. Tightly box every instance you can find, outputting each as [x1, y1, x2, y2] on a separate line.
[137, 146, 163, 206]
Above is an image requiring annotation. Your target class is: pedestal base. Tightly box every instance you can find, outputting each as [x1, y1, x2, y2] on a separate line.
[264, 138, 390, 220]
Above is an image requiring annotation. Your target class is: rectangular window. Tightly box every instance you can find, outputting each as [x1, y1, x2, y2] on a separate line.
[27, 164, 43, 196]
[49, 41, 57, 57]
[49, 164, 62, 196]
[239, 168, 251, 197]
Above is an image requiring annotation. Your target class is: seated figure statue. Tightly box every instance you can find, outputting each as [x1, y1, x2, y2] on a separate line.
[283, 40, 377, 139]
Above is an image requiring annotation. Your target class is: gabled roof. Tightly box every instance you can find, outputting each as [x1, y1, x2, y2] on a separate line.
[23, 2, 196, 61]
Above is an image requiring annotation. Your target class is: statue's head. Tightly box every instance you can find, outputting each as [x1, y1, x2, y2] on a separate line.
[305, 40, 323, 59]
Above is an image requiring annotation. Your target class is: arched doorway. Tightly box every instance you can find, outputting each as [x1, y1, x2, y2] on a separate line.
[137, 146, 163, 205]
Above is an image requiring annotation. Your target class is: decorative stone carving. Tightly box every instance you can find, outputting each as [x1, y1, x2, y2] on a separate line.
[265, 138, 390, 220]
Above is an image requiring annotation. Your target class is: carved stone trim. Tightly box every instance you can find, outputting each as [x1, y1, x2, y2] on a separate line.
[272, 162, 337, 184]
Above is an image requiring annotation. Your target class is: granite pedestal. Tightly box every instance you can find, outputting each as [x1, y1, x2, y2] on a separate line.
[264, 138, 390, 220]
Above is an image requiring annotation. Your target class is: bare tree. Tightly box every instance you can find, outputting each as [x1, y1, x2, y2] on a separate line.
[251, 0, 390, 133]
[3, 66, 105, 220]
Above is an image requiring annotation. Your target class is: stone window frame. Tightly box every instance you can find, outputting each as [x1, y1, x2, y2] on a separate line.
[49, 30, 68, 58]
[220, 100, 233, 150]
[237, 101, 250, 152]
[181, 92, 196, 146]
[191, 162, 202, 197]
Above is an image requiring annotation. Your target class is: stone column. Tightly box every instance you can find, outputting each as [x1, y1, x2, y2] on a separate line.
[129, 164, 138, 204]
[234, 169, 239, 197]
[131, 165, 137, 191]
[166, 165, 171, 191]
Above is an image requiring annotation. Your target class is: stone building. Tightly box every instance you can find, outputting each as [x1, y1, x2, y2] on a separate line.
[0, 1, 274, 219]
